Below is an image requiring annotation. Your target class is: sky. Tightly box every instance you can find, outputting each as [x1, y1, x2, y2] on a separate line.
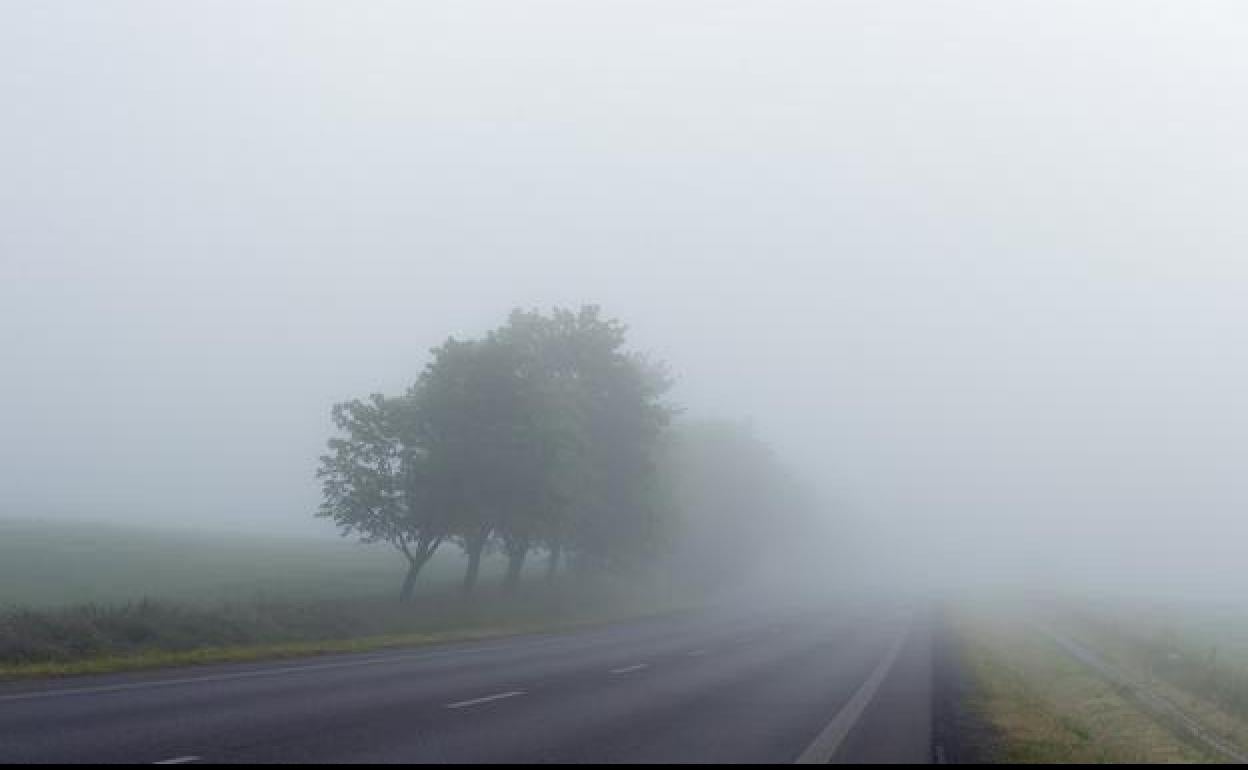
[2, 1, 1246, 594]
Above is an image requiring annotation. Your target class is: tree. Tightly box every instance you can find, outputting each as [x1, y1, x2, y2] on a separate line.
[412, 335, 544, 593]
[529, 307, 676, 574]
[317, 305, 680, 598]
[317, 394, 447, 602]
[417, 306, 676, 589]
[659, 419, 815, 588]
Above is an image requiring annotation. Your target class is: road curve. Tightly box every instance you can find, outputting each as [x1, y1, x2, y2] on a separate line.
[0, 602, 935, 764]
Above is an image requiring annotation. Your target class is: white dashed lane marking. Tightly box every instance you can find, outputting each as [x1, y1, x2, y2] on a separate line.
[609, 664, 649, 674]
[445, 690, 526, 709]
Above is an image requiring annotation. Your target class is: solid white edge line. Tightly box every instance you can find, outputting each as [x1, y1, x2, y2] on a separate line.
[445, 690, 526, 709]
[794, 620, 912, 764]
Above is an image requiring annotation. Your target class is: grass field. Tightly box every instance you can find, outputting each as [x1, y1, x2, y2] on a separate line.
[953, 606, 1213, 763]
[1047, 598, 1248, 756]
[0, 582, 690, 679]
[0, 518, 485, 607]
[1057, 598, 1248, 721]
[0, 518, 692, 679]
[954, 598, 1248, 764]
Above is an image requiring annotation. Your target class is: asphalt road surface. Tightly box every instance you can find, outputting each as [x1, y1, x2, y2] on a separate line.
[0, 602, 937, 764]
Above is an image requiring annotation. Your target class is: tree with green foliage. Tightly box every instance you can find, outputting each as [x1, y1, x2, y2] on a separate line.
[489, 309, 586, 587]
[563, 315, 675, 573]
[316, 394, 447, 602]
[318, 305, 678, 599]
[411, 338, 502, 593]
[659, 418, 816, 588]
[497, 307, 675, 577]
[410, 332, 560, 593]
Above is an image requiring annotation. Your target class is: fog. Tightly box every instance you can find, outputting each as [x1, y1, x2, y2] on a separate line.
[3, 2, 1246, 600]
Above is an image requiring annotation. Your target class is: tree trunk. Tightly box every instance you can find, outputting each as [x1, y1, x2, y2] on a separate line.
[504, 547, 528, 591]
[545, 541, 562, 583]
[462, 527, 489, 594]
[397, 537, 441, 603]
[462, 547, 483, 594]
[399, 560, 420, 603]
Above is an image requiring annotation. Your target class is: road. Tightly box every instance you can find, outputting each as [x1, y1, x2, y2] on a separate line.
[0, 602, 937, 763]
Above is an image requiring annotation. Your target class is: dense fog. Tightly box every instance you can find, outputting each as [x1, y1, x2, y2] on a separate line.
[3, 1, 1246, 600]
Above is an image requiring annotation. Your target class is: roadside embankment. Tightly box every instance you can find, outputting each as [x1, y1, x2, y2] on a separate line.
[951, 603, 1226, 763]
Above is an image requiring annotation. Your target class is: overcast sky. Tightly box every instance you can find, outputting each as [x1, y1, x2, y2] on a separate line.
[2, 1, 1246, 593]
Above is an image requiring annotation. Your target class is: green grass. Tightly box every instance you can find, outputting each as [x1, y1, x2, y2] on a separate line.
[954, 606, 1214, 763]
[0, 518, 495, 607]
[1045, 599, 1248, 756]
[1059, 599, 1248, 721]
[0, 630, 522, 679]
[0, 588, 691, 680]
[0, 518, 697, 680]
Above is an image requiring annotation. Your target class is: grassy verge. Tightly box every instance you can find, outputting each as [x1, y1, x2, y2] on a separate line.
[1050, 601, 1248, 757]
[953, 607, 1214, 763]
[0, 580, 697, 681]
[1059, 601, 1248, 718]
[0, 614, 661, 680]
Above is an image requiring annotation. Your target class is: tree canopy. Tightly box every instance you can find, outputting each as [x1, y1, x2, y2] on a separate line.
[317, 306, 677, 598]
